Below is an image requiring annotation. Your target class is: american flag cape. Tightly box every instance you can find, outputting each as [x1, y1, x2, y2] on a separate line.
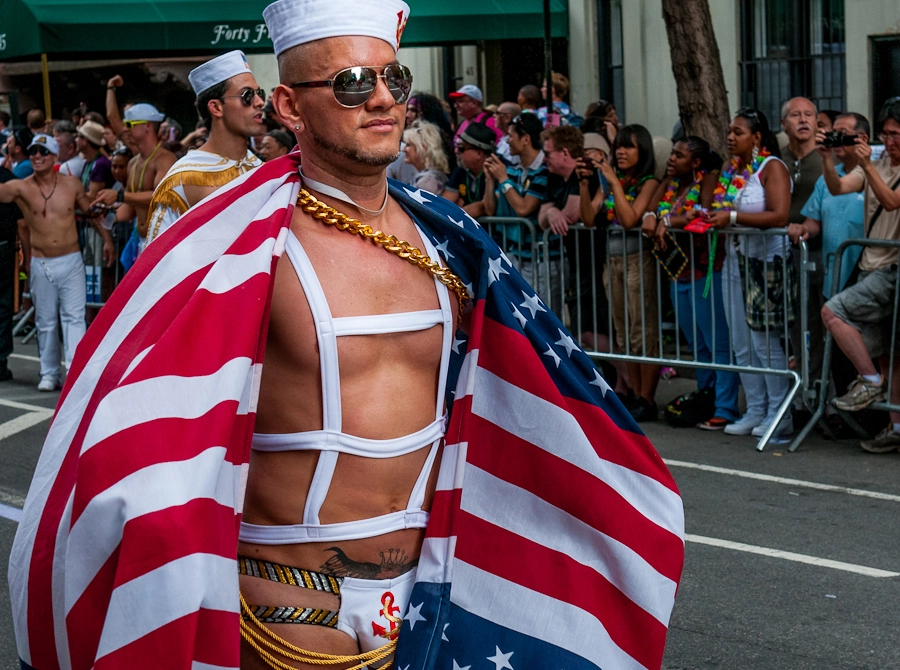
[8, 152, 684, 670]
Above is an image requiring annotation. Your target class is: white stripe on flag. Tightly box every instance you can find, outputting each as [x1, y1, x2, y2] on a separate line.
[416, 536, 456, 584]
[198, 238, 280, 295]
[81, 357, 255, 455]
[96, 553, 237, 660]
[435, 442, 465, 492]
[65, 448, 243, 614]
[193, 662, 238, 670]
[452, 561, 646, 670]
[471, 368, 684, 538]
[462, 464, 677, 625]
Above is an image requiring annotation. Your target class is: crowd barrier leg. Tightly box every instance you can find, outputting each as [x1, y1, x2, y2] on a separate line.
[789, 238, 900, 452]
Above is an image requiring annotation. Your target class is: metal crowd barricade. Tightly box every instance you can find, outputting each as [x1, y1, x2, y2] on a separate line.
[477, 216, 547, 297]
[542, 224, 808, 451]
[789, 238, 900, 452]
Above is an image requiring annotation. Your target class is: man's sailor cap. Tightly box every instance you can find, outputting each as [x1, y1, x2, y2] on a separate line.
[263, 0, 411, 57]
[189, 51, 253, 96]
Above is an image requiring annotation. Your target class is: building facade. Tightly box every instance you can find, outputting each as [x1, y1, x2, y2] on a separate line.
[576, 0, 900, 137]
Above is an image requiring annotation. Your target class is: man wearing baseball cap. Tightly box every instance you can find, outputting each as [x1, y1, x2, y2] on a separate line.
[442, 121, 495, 217]
[145, 50, 264, 245]
[91, 102, 176, 255]
[0, 134, 100, 391]
[449, 83, 502, 145]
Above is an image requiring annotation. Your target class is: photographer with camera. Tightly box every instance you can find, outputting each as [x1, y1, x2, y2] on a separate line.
[819, 98, 900, 452]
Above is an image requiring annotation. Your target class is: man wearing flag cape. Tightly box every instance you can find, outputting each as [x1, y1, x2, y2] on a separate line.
[8, 1, 685, 669]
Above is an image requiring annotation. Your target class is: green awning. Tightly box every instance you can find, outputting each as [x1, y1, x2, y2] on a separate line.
[0, 0, 568, 61]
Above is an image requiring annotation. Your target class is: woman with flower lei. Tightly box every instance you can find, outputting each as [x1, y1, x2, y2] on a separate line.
[645, 136, 740, 430]
[580, 124, 660, 422]
[703, 108, 794, 441]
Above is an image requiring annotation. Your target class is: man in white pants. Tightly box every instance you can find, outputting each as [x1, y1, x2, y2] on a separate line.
[0, 134, 95, 390]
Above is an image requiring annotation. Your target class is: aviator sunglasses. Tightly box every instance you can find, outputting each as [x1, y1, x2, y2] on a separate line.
[289, 64, 413, 108]
[221, 87, 266, 107]
[27, 146, 52, 157]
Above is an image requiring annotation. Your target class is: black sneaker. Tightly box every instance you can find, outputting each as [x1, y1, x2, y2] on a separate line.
[630, 397, 659, 422]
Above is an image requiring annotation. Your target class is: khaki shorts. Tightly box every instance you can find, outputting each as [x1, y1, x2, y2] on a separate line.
[825, 265, 898, 358]
[604, 250, 660, 357]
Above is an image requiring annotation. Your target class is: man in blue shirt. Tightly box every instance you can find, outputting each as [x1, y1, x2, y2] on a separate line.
[4, 128, 34, 179]
[788, 112, 868, 411]
[482, 113, 552, 306]
[788, 112, 869, 298]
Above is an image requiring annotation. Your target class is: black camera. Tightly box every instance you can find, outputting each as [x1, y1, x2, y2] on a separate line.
[821, 131, 858, 148]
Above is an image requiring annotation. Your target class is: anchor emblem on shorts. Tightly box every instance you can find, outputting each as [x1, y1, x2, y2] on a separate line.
[372, 591, 403, 641]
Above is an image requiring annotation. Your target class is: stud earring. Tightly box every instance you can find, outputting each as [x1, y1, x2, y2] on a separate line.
[295, 125, 300, 130]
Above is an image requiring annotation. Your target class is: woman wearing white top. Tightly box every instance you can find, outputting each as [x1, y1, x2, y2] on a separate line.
[703, 109, 794, 439]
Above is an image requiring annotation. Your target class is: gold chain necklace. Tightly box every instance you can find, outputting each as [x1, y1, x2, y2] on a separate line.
[296, 188, 469, 318]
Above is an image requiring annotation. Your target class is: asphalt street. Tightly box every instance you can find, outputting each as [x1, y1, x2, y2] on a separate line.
[0, 343, 899, 669]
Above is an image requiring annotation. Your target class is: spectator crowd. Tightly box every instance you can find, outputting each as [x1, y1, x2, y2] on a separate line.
[0, 63, 898, 454]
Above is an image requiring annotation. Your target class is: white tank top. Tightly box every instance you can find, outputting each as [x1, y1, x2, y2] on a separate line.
[239, 224, 454, 545]
[730, 156, 790, 261]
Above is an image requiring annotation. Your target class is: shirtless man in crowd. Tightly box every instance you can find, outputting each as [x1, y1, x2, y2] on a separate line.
[92, 102, 176, 253]
[0, 134, 99, 390]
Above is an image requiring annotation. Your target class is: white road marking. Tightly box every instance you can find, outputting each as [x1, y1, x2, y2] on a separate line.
[665, 459, 900, 503]
[0, 502, 22, 523]
[0, 408, 54, 441]
[0, 486, 26, 509]
[0, 397, 56, 413]
[10, 353, 40, 363]
[686, 534, 900, 578]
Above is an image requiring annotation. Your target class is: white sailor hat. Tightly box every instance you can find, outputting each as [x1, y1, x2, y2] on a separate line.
[189, 50, 253, 96]
[263, 0, 411, 57]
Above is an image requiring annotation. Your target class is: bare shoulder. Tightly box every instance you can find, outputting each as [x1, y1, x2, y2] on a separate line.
[154, 148, 178, 171]
[761, 157, 789, 182]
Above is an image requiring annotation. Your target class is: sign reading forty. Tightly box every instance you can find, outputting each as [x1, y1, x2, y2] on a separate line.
[211, 24, 271, 46]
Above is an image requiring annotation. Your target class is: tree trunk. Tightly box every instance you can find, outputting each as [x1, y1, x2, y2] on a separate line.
[661, 0, 731, 158]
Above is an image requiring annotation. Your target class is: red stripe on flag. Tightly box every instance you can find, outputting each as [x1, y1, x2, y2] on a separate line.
[424, 488, 462, 540]
[113, 500, 239, 588]
[466, 414, 683, 582]
[476, 316, 679, 493]
[65, 546, 119, 670]
[92, 608, 239, 670]
[116, 274, 274, 386]
[71, 406, 251, 523]
[456, 511, 667, 670]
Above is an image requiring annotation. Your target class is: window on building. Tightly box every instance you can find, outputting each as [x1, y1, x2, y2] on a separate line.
[597, 0, 625, 122]
[740, 0, 845, 125]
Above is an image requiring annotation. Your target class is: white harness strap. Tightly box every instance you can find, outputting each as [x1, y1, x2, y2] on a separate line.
[240, 221, 453, 544]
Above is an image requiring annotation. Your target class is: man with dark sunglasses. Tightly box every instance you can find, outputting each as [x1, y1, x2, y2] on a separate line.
[7, 3, 683, 670]
[0, 134, 99, 391]
[144, 51, 264, 245]
[92, 103, 176, 255]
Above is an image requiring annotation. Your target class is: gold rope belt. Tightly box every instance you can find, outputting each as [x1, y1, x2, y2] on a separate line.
[240, 591, 395, 670]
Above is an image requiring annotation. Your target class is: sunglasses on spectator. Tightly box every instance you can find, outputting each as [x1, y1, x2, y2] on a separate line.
[289, 64, 413, 108]
[27, 146, 51, 157]
[123, 119, 149, 130]
[221, 87, 266, 107]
